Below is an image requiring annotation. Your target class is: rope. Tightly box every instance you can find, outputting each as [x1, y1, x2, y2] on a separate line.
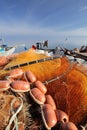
[43, 61, 73, 85]
[4, 55, 61, 70]
[5, 97, 23, 130]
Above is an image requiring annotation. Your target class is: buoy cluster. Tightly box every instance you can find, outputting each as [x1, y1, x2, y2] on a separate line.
[0, 68, 78, 130]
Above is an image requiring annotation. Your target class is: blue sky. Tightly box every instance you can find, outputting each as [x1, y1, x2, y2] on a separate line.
[0, 0, 87, 49]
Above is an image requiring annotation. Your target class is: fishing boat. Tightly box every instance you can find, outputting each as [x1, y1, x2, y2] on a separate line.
[61, 47, 87, 62]
[32, 40, 60, 56]
[0, 38, 27, 56]
[0, 45, 16, 56]
[0, 38, 16, 56]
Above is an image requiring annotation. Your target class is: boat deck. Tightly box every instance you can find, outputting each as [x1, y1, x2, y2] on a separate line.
[73, 52, 87, 61]
[78, 52, 87, 56]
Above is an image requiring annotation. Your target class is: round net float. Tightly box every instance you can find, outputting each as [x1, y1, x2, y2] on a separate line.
[41, 104, 57, 130]
[34, 80, 47, 94]
[7, 68, 23, 80]
[45, 95, 57, 110]
[24, 71, 37, 83]
[62, 121, 78, 130]
[10, 80, 30, 92]
[0, 80, 10, 91]
[29, 88, 46, 105]
[55, 109, 69, 123]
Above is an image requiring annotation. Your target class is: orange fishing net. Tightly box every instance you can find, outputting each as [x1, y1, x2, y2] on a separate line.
[0, 48, 87, 129]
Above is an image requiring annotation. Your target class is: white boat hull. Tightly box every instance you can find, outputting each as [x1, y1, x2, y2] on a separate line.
[0, 47, 15, 56]
[35, 49, 54, 56]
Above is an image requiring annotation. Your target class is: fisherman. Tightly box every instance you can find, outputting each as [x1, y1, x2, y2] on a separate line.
[43, 40, 48, 47]
[36, 42, 42, 49]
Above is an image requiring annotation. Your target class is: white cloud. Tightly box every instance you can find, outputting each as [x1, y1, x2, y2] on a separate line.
[0, 22, 87, 49]
[59, 28, 87, 36]
[0, 22, 87, 37]
[79, 6, 87, 12]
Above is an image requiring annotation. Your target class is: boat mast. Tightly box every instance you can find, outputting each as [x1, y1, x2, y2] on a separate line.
[0, 38, 4, 45]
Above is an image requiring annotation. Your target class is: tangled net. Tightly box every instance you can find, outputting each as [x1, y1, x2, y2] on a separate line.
[0, 48, 87, 130]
